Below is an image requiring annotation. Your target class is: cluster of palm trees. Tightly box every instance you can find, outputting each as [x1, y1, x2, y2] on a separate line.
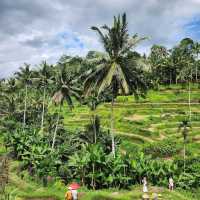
[1, 13, 149, 158]
[149, 38, 200, 85]
[0, 13, 198, 161]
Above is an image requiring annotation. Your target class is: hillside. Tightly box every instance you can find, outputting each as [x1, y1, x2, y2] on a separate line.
[1, 159, 199, 200]
[1, 6, 200, 200]
[1, 84, 200, 200]
[56, 84, 200, 155]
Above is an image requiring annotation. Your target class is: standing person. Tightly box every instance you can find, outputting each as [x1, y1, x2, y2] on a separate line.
[71, 189, 78, 200]
[142, 177, 148, 193]
[169, 177, 174, 191]
[65, 187, 73, 200]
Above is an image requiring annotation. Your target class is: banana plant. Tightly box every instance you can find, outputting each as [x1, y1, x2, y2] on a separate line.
[68, 144, 90, 186]
[87, 144, 105, 189]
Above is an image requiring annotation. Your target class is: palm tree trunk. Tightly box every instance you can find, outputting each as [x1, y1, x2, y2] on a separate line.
[23, 84, 28, 129]
[188, 80, 191, 121]
[51, 105, 61, 150]
[196, 65, 198, 83]
[92, 114, 97, 144]
[169, 71, 172, 86]
[184, 142, 186, 172]
[196, 53, 198, 82]
[175, 76, 178, 85]
[51, 115, 59, 149]
[92, 163, 95, 190]
[41, 87, 46, 129]
[111, 95, 115, 158]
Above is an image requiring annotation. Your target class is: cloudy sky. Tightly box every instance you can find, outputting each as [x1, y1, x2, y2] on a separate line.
[1, 0, 200, 77]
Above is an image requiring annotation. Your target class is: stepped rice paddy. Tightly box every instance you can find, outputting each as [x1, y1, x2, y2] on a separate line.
[58, 84, 200, 155]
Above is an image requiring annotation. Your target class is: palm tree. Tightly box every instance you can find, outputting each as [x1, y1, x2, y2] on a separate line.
[36, 61, 53, 130]
[5, 78, 18, 94]
[178, 60, 193, 121]
[192, 42, 200, 82]
[85, 91, 101, 144]
[0, 78, 19, 120]
[177, 38, 195, 121]
[51, 64, 81, 149]
[83, 13, 147, 157]
[15, 64, 32, 128]
[178, 120, 191, 172]
[0, 93, 16, 118]
[149, 45, 169, 85]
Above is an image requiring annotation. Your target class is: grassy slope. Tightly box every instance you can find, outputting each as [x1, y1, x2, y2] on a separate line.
[1, 84, 200, 200]
[1, 140, 198, 200]
[55, 84, 200, 155]
[4, 160, 199, 200]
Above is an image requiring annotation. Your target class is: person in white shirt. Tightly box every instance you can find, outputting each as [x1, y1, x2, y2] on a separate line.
[71, 189, 78, 200]
[169, 177, 174, 191]
[142, 177, 148, 193]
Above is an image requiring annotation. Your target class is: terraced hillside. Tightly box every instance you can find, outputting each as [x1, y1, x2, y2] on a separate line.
[2, 84, 200, 200]
[57, 84, 200, 154]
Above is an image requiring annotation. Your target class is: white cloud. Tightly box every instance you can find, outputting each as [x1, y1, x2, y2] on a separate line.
[0, 0, 200, 77]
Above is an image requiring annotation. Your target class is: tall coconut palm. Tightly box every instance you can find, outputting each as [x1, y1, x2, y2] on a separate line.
[51, 64, 81, 149]
[15, 64, 32, 128]
[192, 42, 200, 82]
[178, 38, 195, 121]
[0, 78, 18, 119]
[85, 90, 101, 144]
[5, 78, 18, 94]
[178, 120, 191, 172]
[36, 61, 53, 130]
[84, 13, 147, 157]
[178, 60, 193, 121]
[149, 45, 169, 85]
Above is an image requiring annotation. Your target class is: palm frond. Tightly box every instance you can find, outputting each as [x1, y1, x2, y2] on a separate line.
[115, 63, 130, 94]
[85, 13, 148, 99]
[91, 26, 106, 44]
[98, 63, 117, 95]
[83, 64, 107, 96]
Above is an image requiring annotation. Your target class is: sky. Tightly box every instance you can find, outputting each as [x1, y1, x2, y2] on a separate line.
[0, 0, 200, 78]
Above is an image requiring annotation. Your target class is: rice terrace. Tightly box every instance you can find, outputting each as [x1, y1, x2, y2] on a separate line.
[1, 1, 200, 200]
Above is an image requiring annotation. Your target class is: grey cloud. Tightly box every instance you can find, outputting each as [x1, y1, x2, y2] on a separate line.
[0, 0, 200, 77]
[20, 37, 46, 48]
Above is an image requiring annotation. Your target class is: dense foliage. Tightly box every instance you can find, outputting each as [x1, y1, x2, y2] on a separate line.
[1, 13, 200, 191]
[143, 139, 181, 158]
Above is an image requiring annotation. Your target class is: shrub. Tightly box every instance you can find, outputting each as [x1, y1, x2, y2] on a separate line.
[143, 139, 180, 158]
[177, 173, 197, 190]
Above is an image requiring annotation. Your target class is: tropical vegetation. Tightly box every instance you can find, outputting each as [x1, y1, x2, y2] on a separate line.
[1, 13, 200, 200]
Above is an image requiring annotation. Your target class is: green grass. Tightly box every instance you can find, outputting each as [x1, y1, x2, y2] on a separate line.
[5, 180, 200, 200]
[81, 186, 199, 200]
[5, 163, 200, 200]
[50, 84, 200, 156]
